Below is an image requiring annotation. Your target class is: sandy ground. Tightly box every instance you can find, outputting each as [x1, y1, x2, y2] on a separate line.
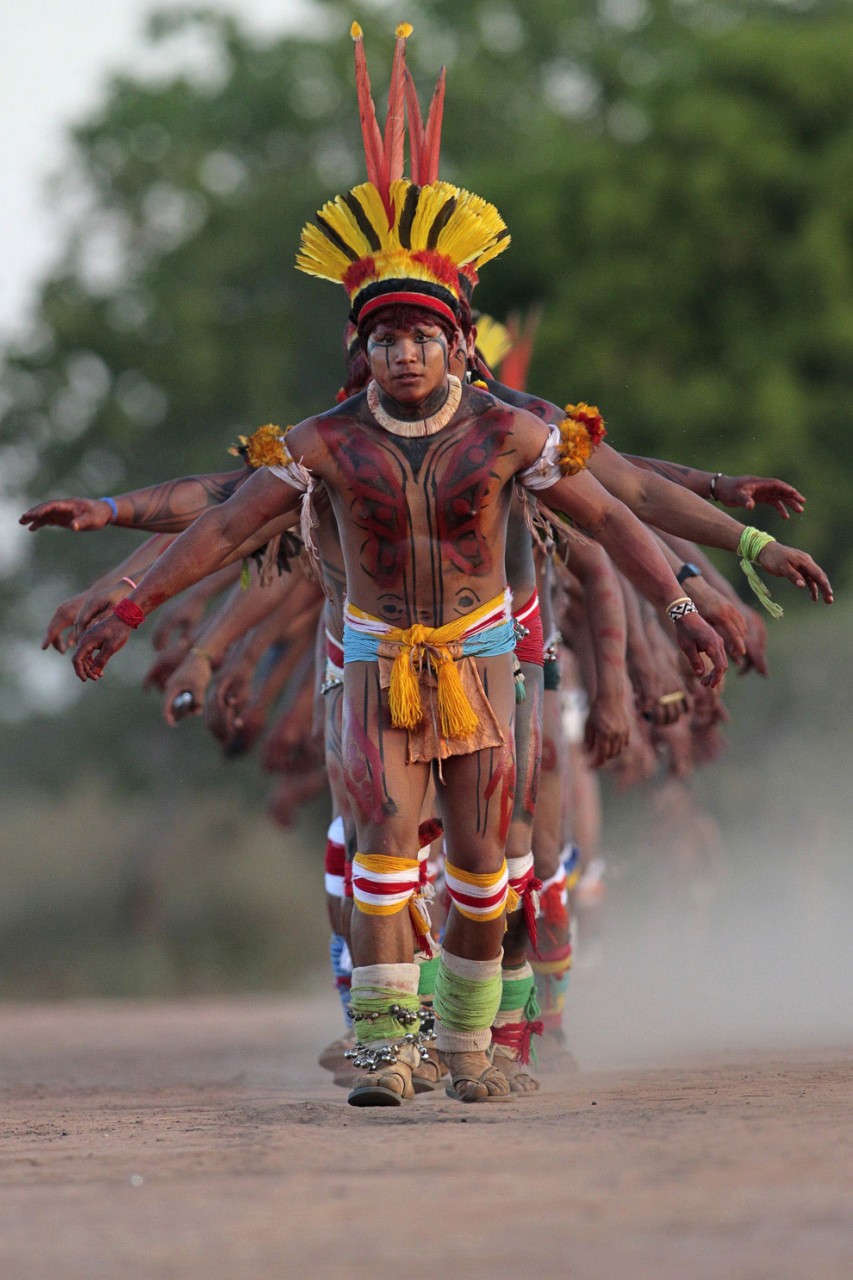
[1, 997, 850, 1280]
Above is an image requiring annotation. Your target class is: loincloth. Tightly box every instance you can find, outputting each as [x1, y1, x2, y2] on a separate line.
[342, 590, 515, 764]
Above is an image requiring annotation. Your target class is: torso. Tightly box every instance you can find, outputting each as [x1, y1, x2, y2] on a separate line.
[292, 385, 547, 628]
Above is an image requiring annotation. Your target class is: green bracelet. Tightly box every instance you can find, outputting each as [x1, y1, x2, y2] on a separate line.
[737, 527, 783, 619]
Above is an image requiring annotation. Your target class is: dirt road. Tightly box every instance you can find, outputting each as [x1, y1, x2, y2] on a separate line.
[1, 997, 849, 1279]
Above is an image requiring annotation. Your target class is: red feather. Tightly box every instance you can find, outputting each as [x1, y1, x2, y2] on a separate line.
[403, 67, 425, 185]
[421, 68, 446, 186]
[352, 32, 391, 218]
[384, 31, 408, 186]
[498, 307, 543, 392]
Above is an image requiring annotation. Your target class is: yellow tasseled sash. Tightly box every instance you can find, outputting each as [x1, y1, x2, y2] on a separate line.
[345, 593, 507, 739]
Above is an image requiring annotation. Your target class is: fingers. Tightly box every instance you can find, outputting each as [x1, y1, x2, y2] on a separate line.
[794, 556, 833, 604]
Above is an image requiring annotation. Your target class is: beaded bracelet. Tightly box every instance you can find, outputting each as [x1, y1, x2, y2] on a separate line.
[666, 596, 698, 624]
[708, 473, 723, 501]
[113, 598, 145, 629]
[99, 496, 118, 522]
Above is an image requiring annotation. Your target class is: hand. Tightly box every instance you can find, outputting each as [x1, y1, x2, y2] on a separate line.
[608, 715, 657, 790]
[41, 593, 86, 652]
[628, 639, 690, 726]
[150, 595, 207, 653]
[19, 497, 114, 532]
[72, 614, 133, 681]
[584, 689, 631, 768]
[205, 663, 252, 743]
[652, 716, 694, 779]
[737, 606, 769, 677]
[142, 641, 192, 692]
[76, 583, 129, 634]
[715, 474, 805, 519]
[161, 649, 214, 725]
[757, 542, 833, 604]
[685, 578, 747, 661]
[672, 612, 727, 688]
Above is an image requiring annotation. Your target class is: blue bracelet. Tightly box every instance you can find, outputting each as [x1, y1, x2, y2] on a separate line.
[99, 496, 118, 523]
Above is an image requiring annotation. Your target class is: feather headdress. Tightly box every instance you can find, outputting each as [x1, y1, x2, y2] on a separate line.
[296, 24, 510, 326]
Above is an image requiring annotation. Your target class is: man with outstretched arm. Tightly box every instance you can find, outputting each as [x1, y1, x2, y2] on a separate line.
[72, 297, 727, 1106]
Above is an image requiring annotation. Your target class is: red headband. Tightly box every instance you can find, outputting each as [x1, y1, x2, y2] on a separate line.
[358, 292, 458, 327]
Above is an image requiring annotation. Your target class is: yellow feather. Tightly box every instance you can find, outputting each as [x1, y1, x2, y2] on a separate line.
[351, 182, 393, 240]
[395, 22, 413, 39]
[474, 315, 513, 368]
[351, 22, 363, 40]
[408, 181, 458, 250]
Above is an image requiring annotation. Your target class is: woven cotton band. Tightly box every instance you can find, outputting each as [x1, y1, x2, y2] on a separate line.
[352, 852, 436, 954]
[352, 853, 420, 916]
[492, 962, 543, 1065]
[433, 949, 503, 1053]
[737, 527, 783, 618]
[417, 955, 441, 999]
[324, 819, 347, 898]
[350, 962, 420, 1048]
[444, 859, 519, 923]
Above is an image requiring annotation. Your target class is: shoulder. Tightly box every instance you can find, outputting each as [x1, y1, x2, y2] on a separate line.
[486, 378, 563, 426]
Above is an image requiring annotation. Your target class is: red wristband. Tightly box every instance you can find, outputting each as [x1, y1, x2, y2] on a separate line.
[113, 598, 146, 629]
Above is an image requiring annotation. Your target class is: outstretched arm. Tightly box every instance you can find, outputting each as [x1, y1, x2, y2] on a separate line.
[20, 470, 247, 534]
[490, 380, 828, 599]
[42, 533, 176, 651]
[533, 464, 727, 687]
[589, 443, 831, 602]
[72, 467, 302, 682]
[621, 455, 806, 519]
[562, 540, 631, 767]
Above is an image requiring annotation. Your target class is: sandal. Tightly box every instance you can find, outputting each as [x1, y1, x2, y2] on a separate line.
[411, 1045, 449, 1095]
[442, 1051, 515, 1103]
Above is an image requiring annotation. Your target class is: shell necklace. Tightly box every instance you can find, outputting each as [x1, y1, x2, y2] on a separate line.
[366, 375, 462, 438]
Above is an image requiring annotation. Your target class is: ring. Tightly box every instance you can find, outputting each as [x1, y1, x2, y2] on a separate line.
[658, 691, 686, 706]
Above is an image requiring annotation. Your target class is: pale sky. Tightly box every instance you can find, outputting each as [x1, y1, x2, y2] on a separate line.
[1, 0, 318, 341]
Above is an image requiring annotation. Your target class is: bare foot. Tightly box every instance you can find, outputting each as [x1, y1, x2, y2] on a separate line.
[442, 1050, 514, 1103]
[411, 1045, 448, 1094]
[318, 1033, 355, 1076]
[534, 1028, 579, 1074]
[492, 1048, 541, 1094]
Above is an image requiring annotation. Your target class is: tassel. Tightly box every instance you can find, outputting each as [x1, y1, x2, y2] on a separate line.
[258, 533, 281, 587]
[740, 557, 784, 618]
[435, 657, 480, 739]
[513, 656, 526, 703]
[388, 648, 424, 730]
[408, 896, 438, 957]
[523, 879, 543, 958]
[506, 885, 520, 915]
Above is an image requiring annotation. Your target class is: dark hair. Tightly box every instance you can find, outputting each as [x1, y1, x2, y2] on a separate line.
[358, 304, 458, 352]
[340, 342, 370, 399]
[456, 291, 474, 338]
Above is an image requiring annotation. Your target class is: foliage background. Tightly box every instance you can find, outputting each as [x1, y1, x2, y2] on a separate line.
[1, 0, 850, 1005]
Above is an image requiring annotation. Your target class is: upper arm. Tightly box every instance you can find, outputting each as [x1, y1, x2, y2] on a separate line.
[537, 466, 621, 535]
[587, 442, 645, 506]
[218, 466, 301, 544]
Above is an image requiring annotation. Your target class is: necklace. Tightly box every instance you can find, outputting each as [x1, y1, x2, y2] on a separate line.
[366, 375, 462, 438]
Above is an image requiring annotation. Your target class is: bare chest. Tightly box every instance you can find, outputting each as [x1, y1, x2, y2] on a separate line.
[319, 419, 514, 589]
